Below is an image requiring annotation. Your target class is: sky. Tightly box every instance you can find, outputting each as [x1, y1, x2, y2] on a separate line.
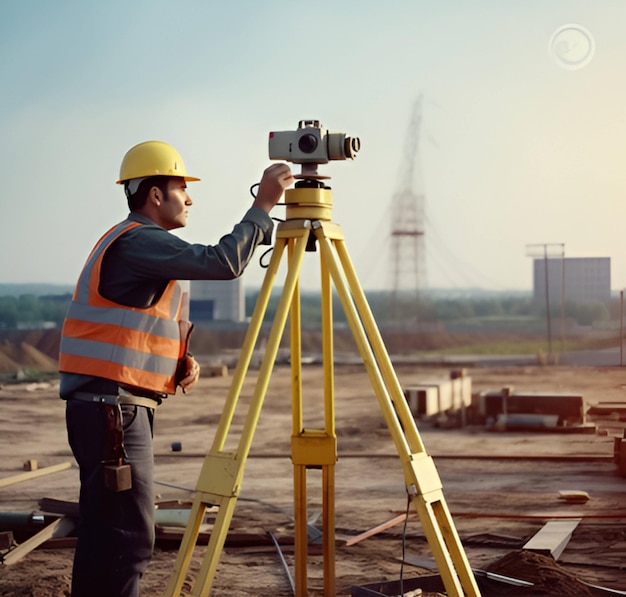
[1, 0, 625, 293]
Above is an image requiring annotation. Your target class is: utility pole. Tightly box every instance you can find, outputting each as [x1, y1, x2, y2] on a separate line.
[619, 290, 624, 367]
[526, 243, 565, 364]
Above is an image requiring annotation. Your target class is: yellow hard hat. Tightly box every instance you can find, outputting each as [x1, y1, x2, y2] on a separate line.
[116, 140, 201, 184]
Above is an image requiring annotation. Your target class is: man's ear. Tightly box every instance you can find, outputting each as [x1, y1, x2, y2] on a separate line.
[149, 186, 162, 205]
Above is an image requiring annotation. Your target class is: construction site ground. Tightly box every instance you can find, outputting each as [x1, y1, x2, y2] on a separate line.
[1, 360, 626, 596]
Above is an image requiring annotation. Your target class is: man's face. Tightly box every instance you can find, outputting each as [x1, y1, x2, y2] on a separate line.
[159, 177, 192, 230]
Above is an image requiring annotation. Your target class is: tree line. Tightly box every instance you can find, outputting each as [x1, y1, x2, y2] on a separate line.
[246, 290, 613, 327]
[0, 291, 613, 330]
[0, 294, 72, 329]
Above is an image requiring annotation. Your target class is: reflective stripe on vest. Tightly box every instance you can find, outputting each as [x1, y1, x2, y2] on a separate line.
[58, 220, 189, 394]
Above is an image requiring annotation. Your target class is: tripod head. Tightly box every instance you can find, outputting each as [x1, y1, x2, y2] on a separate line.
[268, 120, 360, 181]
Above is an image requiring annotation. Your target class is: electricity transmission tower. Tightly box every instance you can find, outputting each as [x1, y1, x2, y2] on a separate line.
[390, 95, 427, 321]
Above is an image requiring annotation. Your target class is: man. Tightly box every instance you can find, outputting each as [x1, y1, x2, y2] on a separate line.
[58, 140, 293, 597]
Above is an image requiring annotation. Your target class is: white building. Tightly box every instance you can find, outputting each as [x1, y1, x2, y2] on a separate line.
[533, 257, 611, 306]
[190, 278, 245, 323]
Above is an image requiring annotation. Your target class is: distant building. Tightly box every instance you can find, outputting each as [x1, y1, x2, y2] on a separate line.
[190, 278, 245, 323]
[533, 257, 611, 306]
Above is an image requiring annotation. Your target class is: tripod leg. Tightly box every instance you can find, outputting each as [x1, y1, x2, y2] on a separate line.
[313, 221, 480, 597]
[322, 463, 336, 596]
[290, 250, 338, 597]
[288, 242, 310, 597]
[166, 224, 313, 597]
[165, 239, 283, 595]
[320, 260, 337, 597]
[333, 230, 425, 454]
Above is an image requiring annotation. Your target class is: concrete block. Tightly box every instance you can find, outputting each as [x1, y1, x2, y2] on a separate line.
[404, 385, 440, 416]
[450, 376, 472, 410]
[477, 389, 585, 426]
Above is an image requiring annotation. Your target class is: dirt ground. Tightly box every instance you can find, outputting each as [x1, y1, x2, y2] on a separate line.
[1, 361, 626, 596]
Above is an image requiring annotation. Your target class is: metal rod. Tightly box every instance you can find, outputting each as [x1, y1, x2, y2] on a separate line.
[268, 531, 295, 595]
[560, 246, 565, 357]
[472, 569, 534, 587]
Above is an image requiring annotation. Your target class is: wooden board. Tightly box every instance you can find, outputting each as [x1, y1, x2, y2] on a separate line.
[0, 462, 73, 489]
[523, 518, 581, 560]
[2, 516, 75, 566]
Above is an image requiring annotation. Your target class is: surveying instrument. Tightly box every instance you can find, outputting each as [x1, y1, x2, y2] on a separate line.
[165, 120, 481, 597]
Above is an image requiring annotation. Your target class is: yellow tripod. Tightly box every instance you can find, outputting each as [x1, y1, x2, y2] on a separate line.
[165, 179, 481, 597]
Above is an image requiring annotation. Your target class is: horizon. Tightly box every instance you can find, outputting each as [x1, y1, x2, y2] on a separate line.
[0, 280, 593, 298]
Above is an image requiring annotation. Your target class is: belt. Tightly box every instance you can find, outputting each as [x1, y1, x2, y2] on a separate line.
[68, 391, 161, 409]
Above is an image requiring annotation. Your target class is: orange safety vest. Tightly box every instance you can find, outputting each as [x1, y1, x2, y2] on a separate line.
[59, 220, 191, 395]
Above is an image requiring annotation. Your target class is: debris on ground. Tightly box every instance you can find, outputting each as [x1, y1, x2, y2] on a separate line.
[485, 549, 597, 596]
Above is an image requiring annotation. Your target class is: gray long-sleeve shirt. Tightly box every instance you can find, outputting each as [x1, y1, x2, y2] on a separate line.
[59, 207, 273, 398]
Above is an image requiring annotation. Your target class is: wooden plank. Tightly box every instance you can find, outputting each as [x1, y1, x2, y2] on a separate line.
[38, 497, 79, 517]
[0, 462, 73, 489]
[343, 513, 407, 547]
[452, 509, 626, 519]
[523, 518, 581, 560]
[558, 490, 590, 503]
[2, 516, 75, 565]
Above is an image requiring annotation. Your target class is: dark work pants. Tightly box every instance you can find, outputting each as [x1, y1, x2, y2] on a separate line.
[66, 401, 155, 597]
